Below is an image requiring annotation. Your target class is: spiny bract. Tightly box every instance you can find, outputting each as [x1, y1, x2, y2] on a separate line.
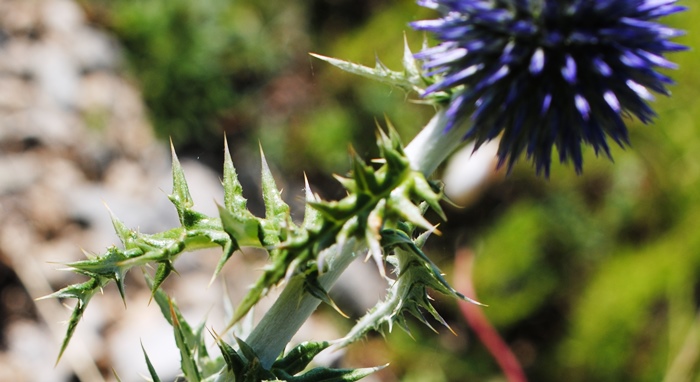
[412, 0, 687, 175]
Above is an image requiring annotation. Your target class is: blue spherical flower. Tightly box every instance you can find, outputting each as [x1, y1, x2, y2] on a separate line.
[412, 0, 687, 175]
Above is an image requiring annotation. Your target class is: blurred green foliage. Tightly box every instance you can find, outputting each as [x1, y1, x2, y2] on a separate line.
[79, 0, 700, 381]
[80, 0, 309, 148]
[79, 0, 428, 173]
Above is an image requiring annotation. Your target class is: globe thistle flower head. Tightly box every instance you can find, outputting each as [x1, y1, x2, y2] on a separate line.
[412, 0, 687, 175]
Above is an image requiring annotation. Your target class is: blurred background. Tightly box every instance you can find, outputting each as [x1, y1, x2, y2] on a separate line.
[0, 0, 697, 381]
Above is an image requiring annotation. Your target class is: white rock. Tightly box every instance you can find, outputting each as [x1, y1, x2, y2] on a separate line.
[0, 38, 33, 76]
[0, 0, 40, 34]
[40, 0, 84, 34]
[0, 153, 42, 194]
[69, 27, 119, 70]
[30, 38, 80, 107]
[26, 102, 82, 146]
[0, 75, 34, 110]
[5, 320, 74, 382]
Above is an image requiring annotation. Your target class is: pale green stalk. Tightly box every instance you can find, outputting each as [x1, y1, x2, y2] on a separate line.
[404, 109, 467, 175]
[246, 108, 471, 368]
[246, 239, 361, 368]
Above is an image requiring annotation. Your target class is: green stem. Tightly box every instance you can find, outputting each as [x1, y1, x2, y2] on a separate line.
[246, 109, 471, 368]
[246, 239, 361, 367]
[404, 109, 469, 175]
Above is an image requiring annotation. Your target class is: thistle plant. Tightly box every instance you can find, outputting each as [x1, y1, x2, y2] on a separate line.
[47, 1, 686, 380]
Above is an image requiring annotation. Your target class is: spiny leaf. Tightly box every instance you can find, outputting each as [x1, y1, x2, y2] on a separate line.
[260, 146, 290, 224]
[145, 274, 201, 350]
[336, 228, 470, 348]
[376, 125, 410, 178]
[217, 204, 262, 248]
[388, 193, 435, 232]
[223, 136, 248, 213]
[365, 229, 385, 279]
[411, 176, 446, 221]
[106, 205, 134, 247]
[234, 336, 259, 364]
[141, 341, 162, 382]
[310, 52, 422, 94]
[419, 295, 455, 335]
[216, 333, 246, 374]
[394, 314, 414, 339]
[243, 358, 268, 382]
[194, 320, 212, 363]
[379, 228, 414, 248]
[64, 246, 129, 279]
[307, 197, 357, 223]
[213, 202, 264, 286]
[215, 336, 277, 382]
[382, 229, 477, 303]
[334, 278, 402, 348]
[302, 176, 323, 231]
[39, 278, 100, 302]
[351, 152, 379, 194]
[413, 224, 434, 249]
[335, 216, 360, 252]
[332, 173, 357, 193]
[210, 229, 237, 287]
[402, 32, 421, 80]
[57, 301, 91, 362]
[230, 146, 370, 329]
[150, 260, 176, 302]
[365, 199, 386, 276]
[272, 341, 331, 375]
[286, 365, 387, 382]
[114, 269, 127, 307]
[42, 277, 105, 363]
[168, 140, 194, 225]
[53, 218, 233, 354]
[403, 297, 439, 333]
[170, 302, 202, 382]
[376, 121, 400, 149]
[226, 223, 320, 325]
[304, 275, 348, 318]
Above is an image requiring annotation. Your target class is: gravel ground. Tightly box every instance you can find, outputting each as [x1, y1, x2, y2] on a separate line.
[0, 1, 262, 380]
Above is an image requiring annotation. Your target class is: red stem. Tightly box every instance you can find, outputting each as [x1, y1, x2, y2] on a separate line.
[453, 248, 528, 382]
